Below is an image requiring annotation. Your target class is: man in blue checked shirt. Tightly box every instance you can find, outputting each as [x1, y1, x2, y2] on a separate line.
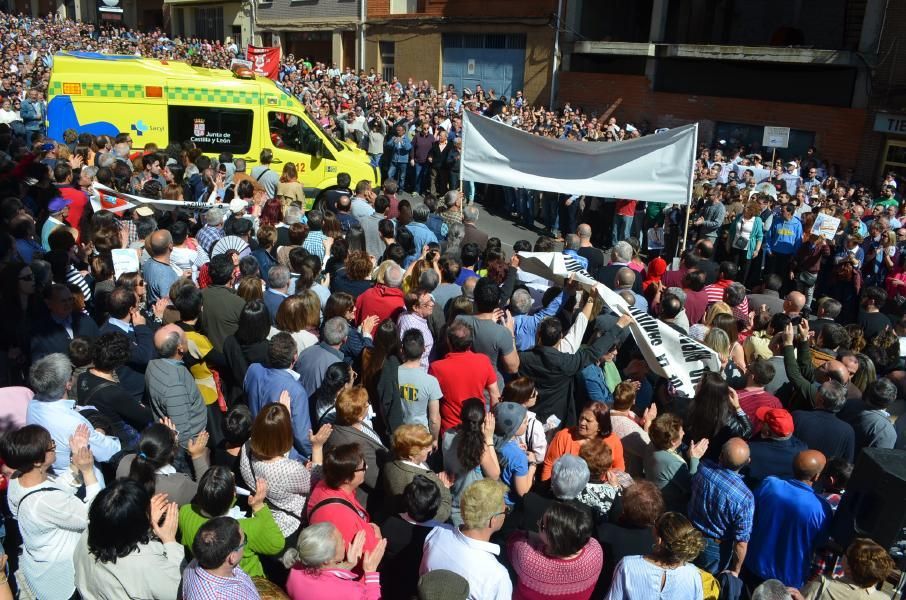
[688, 438, 754, 577]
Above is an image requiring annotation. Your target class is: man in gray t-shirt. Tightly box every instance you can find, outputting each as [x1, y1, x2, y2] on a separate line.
[392, 330, 443, 440]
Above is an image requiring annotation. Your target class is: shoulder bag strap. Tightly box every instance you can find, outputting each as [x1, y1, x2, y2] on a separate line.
[308, 496, 366, 521]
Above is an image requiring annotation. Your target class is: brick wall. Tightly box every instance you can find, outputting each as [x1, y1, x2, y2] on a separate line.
[559, 71, 866, 172]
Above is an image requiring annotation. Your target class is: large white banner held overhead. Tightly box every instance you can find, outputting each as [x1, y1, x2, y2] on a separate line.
[516, 252, 720, 399]
[461, 111, 698, 205]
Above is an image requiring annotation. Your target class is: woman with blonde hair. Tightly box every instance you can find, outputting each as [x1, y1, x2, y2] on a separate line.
[269, 290, 321, 353]
[605, 512, 705, 599]
[324, 387, 390, 511]
[276, 163, 305, 209]
[382, 424, 452, 522]
[689, 301, 733, 342]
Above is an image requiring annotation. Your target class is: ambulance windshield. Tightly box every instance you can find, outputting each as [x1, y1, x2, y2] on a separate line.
[274, 82, 343, 152]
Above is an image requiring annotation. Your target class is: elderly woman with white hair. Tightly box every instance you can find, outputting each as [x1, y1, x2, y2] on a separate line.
[283, 522, 387, 600]
[506, 454, 591, 536]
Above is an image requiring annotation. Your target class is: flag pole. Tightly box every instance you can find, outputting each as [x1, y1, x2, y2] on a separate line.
[460, 112, 467, 215]
[679, 123, 699, 256]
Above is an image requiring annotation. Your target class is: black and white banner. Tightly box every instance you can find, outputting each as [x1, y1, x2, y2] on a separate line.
[517, 252, 720, 398]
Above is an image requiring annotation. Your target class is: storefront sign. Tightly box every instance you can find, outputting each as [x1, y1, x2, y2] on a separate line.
[874, 113, 906, 134]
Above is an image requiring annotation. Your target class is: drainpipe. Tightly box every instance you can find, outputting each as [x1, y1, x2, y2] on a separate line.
[549, 0, 563, 108]
[248, 0, 256, 47]
[358, 0, 366, 71]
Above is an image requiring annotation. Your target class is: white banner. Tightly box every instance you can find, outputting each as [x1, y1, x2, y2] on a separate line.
[461, 111, 698, 205]
[90, 182, 229, 214]
[517, 252, 720, 398]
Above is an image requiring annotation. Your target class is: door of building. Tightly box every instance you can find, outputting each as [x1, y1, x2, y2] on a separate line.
[880, 139, 906, 182]
[442, 34, 525, 99]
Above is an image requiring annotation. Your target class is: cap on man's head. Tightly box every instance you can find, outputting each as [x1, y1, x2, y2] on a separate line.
[755, 407, 794, 437]
[229, 198, 247, 214]
[787, 161, 797, 168]
[48, 197, 70, 213]
[134, 206, 154, 218]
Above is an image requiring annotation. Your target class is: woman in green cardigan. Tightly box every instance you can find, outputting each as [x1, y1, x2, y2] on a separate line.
[727, 199, 765, 287]
[178, 466, 283, 579]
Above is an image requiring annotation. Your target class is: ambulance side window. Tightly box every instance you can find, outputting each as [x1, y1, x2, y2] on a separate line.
[268, 111, 320, 156]
[169, 106, 253, 154]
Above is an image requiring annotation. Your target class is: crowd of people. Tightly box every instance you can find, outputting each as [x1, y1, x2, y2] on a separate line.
[0, 8, 902, 600]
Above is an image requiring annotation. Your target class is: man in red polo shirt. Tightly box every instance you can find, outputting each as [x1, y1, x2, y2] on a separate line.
[429, 320, 500, 433]
[355, 262, 406, 324]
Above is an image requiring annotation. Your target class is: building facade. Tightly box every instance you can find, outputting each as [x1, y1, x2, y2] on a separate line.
[557, 0, 894, 182]
[163, 0, 249, 46]
[255, 0, 361, 69]
[365, 0, 557, 104]
[6, 0, 150, 28]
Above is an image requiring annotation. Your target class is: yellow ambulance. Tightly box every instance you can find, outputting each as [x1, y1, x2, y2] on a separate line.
[47, 52, 378, 201]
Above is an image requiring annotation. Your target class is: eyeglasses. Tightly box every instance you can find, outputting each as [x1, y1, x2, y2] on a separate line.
[18, 273, 33, 281]
[490, 505, 511, 521]
[136, 280, 146, 287]
[232, 537, 247, 554]
[46, 439, 56, 452]
[355, 463, 367, 472]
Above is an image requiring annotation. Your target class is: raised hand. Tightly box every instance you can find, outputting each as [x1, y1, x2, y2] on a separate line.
[187, 431, 209, 459]
[249, 478, 269, 510]
[361, 314, 380, 338]
[481, 412, 496, 445]
[437, 471, 455, 489]
[345, 530, 366, 566]
[70, 423, 90, 453]
[278, 390, 292, 415]
[309, 423, 333, 447]
[71, 445, 95, 473]
[159, 417, 177, 434]
[152, 499, 179, 544]
[362, 537, 388, 572]
[689, 438, 710, 460]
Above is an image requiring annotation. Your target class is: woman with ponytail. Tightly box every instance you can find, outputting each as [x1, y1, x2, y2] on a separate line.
[441, 398, 501, 525]
[116, 420, 210, 506]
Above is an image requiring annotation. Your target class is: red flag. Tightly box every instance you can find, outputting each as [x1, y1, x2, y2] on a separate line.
[246, 45, 281, 80]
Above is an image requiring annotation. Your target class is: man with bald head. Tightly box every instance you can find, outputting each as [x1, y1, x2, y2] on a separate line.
[689, 438, 754, 576]
[145, 324, 207, 452]
[783, 291, 806, 317]
[745, 450, 832, 588]
[141, 228, 179, 304]
[615, 267, 648, 312]
[575, 223, 605, 273]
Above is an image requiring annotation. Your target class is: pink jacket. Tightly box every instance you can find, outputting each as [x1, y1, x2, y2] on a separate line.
[286, 568, 380, 600]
